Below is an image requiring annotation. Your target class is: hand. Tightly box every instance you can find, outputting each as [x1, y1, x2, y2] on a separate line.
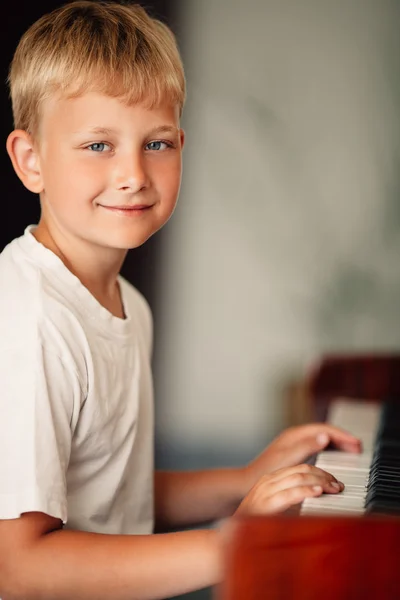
[242, 423, 362, 492]
[234, 463, 344, 517]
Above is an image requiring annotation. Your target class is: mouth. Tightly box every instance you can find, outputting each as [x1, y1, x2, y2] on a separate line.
[99, 204, 154, 215]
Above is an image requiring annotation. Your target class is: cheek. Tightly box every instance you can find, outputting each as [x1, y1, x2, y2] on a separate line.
[41, 166, 67, 198]
[42, 159, 103, 199]
[41, 153, 72, 187]
[160, 160, 182, 196]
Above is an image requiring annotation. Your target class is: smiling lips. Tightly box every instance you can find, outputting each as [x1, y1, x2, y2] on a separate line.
[100, 204, 153, 214]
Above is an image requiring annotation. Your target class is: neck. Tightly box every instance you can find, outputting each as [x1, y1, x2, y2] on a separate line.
[32, 220, 128, 318]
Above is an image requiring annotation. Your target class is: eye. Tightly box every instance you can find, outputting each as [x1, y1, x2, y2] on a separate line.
[87, 142, 111, 152]
[146, 140, 172, 151]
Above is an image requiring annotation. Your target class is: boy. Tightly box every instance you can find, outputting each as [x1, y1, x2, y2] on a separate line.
[0, 2, 361, 598]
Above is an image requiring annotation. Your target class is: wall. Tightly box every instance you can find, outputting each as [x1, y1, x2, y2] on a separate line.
[154, 0, 400, 472]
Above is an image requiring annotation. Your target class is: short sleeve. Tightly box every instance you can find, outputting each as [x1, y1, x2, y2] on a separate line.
[0, 342, 82, 523]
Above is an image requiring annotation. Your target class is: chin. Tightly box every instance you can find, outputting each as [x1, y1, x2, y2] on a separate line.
[108, 231, 155, 250]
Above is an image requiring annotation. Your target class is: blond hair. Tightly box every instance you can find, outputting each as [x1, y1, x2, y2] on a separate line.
[8, 0, 186, 137]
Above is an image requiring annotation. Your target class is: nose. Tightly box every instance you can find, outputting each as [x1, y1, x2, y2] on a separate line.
[114, 152, 149, 193]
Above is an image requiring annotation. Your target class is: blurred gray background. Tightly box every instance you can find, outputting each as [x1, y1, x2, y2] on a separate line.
[156, 0, 400, 464]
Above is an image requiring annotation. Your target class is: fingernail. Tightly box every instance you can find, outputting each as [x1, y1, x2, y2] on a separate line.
[317, 433, 329, 446]
[331, 481, 344, 490]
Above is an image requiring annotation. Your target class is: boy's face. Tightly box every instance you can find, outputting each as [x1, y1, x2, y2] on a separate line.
[32, 92, 184, 251]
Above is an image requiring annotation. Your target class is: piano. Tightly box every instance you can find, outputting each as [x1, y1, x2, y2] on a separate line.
[301, 396, 400, 517]
[216, 355, 400, 600]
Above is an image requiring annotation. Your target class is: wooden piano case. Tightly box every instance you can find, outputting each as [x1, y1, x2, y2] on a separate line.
[217, 514, 400, 600]
[217, 354, 400, 599]
[305, 353, 400, 420]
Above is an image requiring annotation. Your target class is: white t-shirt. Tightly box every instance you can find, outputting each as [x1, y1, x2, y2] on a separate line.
[0, 226, 154, 535]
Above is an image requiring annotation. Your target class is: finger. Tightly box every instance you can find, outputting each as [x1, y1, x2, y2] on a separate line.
[289, 428, 362, 461]
[317, 425, 362, 452]
[263, 463, 342, 486]
[292, 423, 362, 448]
[264, 484, 324, 514]
[287, 423, 360, 443]
[265, 471, 344, 497]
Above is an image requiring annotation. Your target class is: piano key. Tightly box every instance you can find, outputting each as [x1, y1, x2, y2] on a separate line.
[301, 397, 400, 517]
[300, 398, 382, 516]
[366, 399, 400, 515]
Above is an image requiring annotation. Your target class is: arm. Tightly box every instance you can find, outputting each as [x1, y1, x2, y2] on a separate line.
[0, 512, 221, 600]
[155, 468, 247, 528]
[0, 461, 344, 600]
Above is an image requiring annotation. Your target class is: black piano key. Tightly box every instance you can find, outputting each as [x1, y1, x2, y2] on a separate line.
[365, 398, 400, 516]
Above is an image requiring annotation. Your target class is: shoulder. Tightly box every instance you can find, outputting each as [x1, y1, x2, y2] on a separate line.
[0, 236, 47, 335]
[0, 237, 88, 387]
[0, 236, 79, 328]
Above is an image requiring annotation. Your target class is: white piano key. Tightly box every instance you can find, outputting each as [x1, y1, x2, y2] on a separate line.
[300, 398, 381, 516]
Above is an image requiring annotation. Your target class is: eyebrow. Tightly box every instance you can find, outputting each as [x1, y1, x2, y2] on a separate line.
[86, 127, 117, 136]
[148, 125, 180, 136]
[78, 125, 179, 136]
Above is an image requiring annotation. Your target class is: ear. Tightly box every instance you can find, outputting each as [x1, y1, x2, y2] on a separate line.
[179, 128, 185, 150]
[6, 129, 44, 194]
